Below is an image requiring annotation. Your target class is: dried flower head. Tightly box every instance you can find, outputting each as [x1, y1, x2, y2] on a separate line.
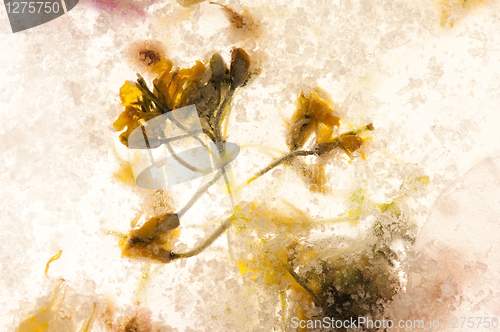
[115, 308, 154, 332]
[119, 213, 180, 263]
[113, 49, 255, 146]
[287, 90, 341, 151]
[112, 81, 161, 146]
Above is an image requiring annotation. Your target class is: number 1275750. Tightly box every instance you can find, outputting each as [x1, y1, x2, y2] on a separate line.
[445, 317, 498, 329]
[5, 1, 61, 14]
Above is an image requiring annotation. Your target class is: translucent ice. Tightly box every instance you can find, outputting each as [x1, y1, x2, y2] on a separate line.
[388, 155, 500, 331]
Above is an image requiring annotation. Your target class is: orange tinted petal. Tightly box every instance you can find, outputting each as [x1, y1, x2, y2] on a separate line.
[316, 123, 334, 144]
[309, 93, 334, 123]
[338, 135, 364, 155]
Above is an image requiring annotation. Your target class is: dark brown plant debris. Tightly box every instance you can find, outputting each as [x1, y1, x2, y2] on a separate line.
[126, 40, 166, 72]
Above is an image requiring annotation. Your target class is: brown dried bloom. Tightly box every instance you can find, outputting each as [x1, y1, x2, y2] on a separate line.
[287, 91, 341, 151]
[119, 213, 180, 263]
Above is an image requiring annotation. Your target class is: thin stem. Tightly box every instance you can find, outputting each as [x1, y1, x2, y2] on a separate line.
[136, 75, 210, 152]
[177, 170, 224, 217]
[171, 218, 232, 259]
[140, 125, 156, 164]
[214, 89, 235, 142]
[164, 140, 206, 174]
[279, 259, 325, 309]
[221, 166, 235, 205]
[246, 150, 316, 186]
[214, 141, 236, 206]
[203, 128, 216, 143]
[212, 88, 237, 206]
[137, 76, 169, 113]
[170, 125, 374, 260]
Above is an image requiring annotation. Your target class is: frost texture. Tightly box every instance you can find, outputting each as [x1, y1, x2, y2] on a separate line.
[387, 156, 500, 331]
[1, 0, 500, 331]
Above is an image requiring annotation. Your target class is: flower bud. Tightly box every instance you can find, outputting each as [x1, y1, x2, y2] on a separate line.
[230, 48, 251, 89]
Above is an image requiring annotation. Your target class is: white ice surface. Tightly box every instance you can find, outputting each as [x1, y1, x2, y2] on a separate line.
[388, 155, 500, 331]
[1, 0, 500, 331]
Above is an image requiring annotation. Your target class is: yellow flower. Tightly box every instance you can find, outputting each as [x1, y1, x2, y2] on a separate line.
[287, 91, 341, 151]
[119, 80, 143, 107]
[153, 59, 206, 111]
[113, 58, 207, 146]
[119, 213, 180, 263]
[113, 106, 160, 146]
[113, 81, 162, 146]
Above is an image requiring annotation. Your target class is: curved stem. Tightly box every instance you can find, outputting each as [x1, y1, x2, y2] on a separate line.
[279, 259, 325, 309]
[177, 170, 224, 217]
[164, 140, 206, 174]
[246, 150, 316, 186]
[244, 123, 374, 186]
[171, 125, 374, 260]
[214, 89, 235, 142]
[171, 218, 232, 259]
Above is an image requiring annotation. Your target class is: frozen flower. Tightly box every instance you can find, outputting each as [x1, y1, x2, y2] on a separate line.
[287, 90, 341, 151]
[119, 213, 180, 263]
[112, 59, 207, 147]
[152, 59, 206, 111]
[316, 123, 373, 159]
[113, 81, 161, 146]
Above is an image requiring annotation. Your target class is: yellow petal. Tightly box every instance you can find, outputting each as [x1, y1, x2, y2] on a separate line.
[151, 58, 173, 76]
[118, 120, 140, 146]
[120, 81, 143, 107]
[154, 71, 175, 106]
[112, 106, 140, 132]
[338, 135, 364, 156]
[309, 93, 339, 127]
[178, 60, 205, 80]
[316, 122, 334, 144]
